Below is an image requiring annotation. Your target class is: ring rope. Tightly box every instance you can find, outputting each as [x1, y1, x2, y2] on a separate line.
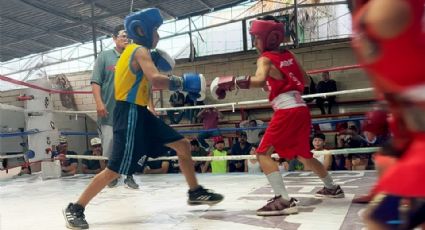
[0, 154, 24, 159]
[14, 116, 362, 137]
[63, 147, 380, 161]
[0, 116, 366, 138]
[52, 87, 375, 115]
[0, 75, 91, 94]
[0, 65, 362, 95]
[177, 116, 364, 134]
[0, 129, 41, 138]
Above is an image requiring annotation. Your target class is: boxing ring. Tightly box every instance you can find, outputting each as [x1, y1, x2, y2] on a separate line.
[0, 64, 380, 229]
[0, 170, 375, 230]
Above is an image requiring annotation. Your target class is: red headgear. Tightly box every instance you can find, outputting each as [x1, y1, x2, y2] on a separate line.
[362, 109, 389, 135]
[249, 19, 284, 52]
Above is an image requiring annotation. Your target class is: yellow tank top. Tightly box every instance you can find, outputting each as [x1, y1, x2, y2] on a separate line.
[114, 43, 149, 106]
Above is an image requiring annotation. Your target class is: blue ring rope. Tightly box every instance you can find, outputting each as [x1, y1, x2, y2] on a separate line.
[0, 117, 364, 137]
[0, 129, 40, 138]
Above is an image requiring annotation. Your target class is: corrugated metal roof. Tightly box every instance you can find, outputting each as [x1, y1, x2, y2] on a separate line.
[0, 0, 246, 62]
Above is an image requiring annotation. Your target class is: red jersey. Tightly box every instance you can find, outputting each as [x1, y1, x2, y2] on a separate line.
[351, 0, 425, 93]
[261, 50, 305, 102]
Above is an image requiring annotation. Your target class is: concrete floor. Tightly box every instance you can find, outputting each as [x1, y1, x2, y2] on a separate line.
[0, 170, 376, 230]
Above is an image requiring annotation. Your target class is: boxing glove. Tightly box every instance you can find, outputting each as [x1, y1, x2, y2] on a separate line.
[169, 73, 206, 101]
[151, 49, 175, 73]
[210, 76, 251, 100]
[25, 150, 35, 159]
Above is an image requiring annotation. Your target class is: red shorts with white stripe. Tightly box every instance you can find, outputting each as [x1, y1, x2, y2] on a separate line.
[256, 106, 312, 159]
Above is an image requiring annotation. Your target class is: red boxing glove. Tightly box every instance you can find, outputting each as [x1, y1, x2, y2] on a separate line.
[210, 76, 251, 100]
[362, 109, 389, 136]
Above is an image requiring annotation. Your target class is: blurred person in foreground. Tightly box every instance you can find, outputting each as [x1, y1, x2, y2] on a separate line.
[349, 0, 425, 228]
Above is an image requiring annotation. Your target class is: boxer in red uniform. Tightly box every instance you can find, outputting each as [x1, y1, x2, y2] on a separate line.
[210, 16, 344, 216]
[350, 0, 425, 229]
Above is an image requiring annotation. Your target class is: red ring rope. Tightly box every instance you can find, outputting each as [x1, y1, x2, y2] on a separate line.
[0, 64, 362, 94]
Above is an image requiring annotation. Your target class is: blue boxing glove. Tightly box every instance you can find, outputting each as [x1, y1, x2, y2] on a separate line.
[183, 73, 206, 101]
[151, 49, 175, 73]
[25, 150, 35, 159]
[169, 73, 206, 101]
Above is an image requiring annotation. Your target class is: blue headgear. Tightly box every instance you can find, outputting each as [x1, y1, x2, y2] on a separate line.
[125, 8, 163, 49]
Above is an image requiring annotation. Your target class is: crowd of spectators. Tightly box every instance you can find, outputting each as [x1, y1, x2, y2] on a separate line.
[63, 117, 388, 176]
[54, 71, 388, 176]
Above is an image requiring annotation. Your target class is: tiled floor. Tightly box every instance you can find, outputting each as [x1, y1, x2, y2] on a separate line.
[0, 170, 376, 230]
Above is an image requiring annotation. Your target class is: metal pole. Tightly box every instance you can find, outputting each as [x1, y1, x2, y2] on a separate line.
[91, 1, 98, 59]
[294, 0, 299, 47]
[242, 19, 247, 51]
[188, 17, 194, 62]
[160, 1, 346, 41]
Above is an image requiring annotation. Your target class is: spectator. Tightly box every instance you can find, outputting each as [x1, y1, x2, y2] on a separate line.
[190, 139, 209, 173]
[336, 124, 364, 170]
[143, 147, 179, 174]
[204, 136, 228, 174]
[53, 136, 78, 176]
[91, 25, 139, 189]
[240, 119, 265, 145]
[332, 122, 348, 170]
[277, 159, 289, 173]
[81, 138, 106, 174]
[143, 159, 170, 174]
[167, 91, 185, 124]
[167, 149, 180, 173]
[316, 71, 337, 114]
[351, 130, 389, 170]
[184, 94, 204, 124]
[196, 108, 224, 149]
[303, 75, 317, 103]
[229, 132, 252, 172]
[305, 133, 332, 170]
[362, 130, 388, 147]
[256, 130, 265, 146]
[245, 145, 262, 173]
[288, 158, 304, 171]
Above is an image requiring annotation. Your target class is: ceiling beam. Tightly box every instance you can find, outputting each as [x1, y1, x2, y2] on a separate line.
[3, 13, 117, 47]
[145, 0, 176, 18]
[2, 1, 122, 47]
[18, 0, 112, 34]
[1, 0, 250, 62]
[1, 45, 32, 56]
[18, 0, 83, 23]
[0, 55, 15, 62]
[0, 33, 52, 50]
[3, 53, 95, 76]
[4, 0, 224, 48]
[155, 5, 176, 18]
[196, 0, 213, 9]
[82, 0, 114, 14]
[1, 15, 81, 43]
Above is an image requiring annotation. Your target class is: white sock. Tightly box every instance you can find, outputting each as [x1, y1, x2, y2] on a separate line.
[266, 171, 290, 200]
[321, 173, 337, 189]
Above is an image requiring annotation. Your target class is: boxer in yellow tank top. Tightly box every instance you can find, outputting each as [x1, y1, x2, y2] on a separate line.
[114, 43, 150, 106]
[63, 8, 223, 229]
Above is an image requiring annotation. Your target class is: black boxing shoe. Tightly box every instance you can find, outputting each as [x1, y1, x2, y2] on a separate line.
[188, 185, 224, 206]
[63, 203, 89, 229]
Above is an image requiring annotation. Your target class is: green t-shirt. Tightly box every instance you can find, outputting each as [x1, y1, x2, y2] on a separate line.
[211, 149, 227, 174]
[91, 48, 120, 126]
